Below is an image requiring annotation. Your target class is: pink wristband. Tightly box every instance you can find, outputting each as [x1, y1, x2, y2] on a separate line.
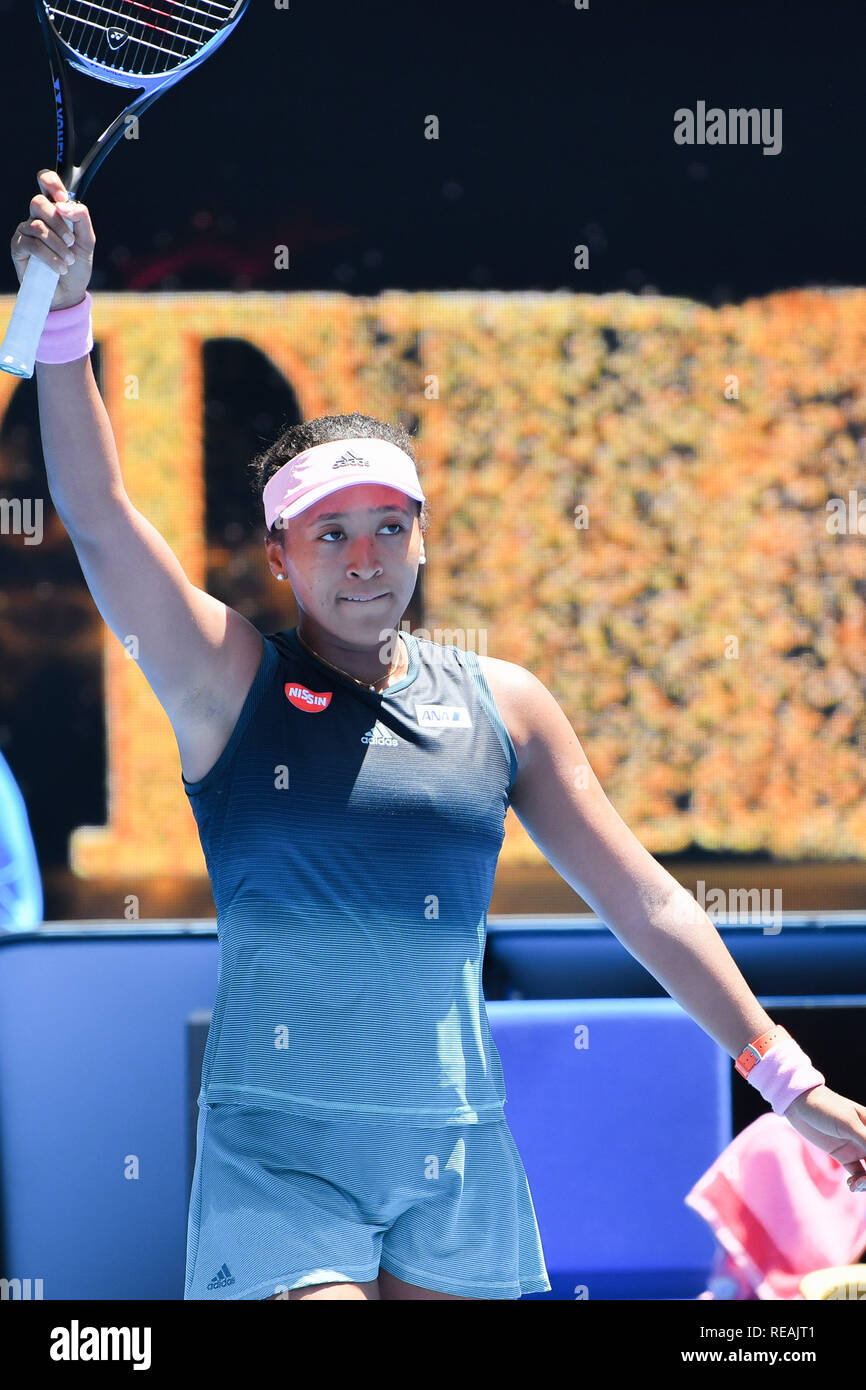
[35, 291, 93, 365]
[746, 1034, 825, 1116]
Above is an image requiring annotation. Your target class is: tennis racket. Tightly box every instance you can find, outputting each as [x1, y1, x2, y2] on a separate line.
[1, 0, 250, 378]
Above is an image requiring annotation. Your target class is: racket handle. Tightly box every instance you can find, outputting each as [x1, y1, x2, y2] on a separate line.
[0, 211, 75, 379]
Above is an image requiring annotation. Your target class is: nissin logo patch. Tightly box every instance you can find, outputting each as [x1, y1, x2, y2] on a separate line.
[415, 703, 472, 730]
[285, 683, 333, 712]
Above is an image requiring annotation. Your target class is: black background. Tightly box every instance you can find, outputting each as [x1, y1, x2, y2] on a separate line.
[1, 0, 862, 302]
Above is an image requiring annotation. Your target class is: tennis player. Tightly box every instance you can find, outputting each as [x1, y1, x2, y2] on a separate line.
[13, 170, 866, 1302]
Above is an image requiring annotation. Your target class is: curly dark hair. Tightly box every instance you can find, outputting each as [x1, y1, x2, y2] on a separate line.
[248, 412, 430, 546]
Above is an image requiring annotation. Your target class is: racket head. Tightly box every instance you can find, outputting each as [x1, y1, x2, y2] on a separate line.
[32, 0, 251, 196]
[34, 0, 251, 91]
[0, 0, 250, 377]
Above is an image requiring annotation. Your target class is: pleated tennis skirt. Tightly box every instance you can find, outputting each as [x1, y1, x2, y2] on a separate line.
[184, 1100, 551, 1300]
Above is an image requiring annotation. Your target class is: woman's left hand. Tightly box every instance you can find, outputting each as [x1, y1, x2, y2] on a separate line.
[783, 1085, 866, 1192]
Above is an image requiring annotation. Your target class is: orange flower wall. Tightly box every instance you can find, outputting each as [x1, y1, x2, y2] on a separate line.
[2, 288, 865, 882]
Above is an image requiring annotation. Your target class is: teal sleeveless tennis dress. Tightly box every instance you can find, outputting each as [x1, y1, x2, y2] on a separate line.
[182, 627, 550, 1298]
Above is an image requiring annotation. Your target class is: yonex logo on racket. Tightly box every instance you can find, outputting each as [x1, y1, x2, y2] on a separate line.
[284, 683, 333, 712]
[52, 79, 65, 163]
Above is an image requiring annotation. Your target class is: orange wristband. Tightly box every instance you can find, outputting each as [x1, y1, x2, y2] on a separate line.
[734, 1024, 790, 1078]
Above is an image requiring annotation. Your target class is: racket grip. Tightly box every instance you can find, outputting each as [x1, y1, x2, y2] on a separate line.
[0, 227, 71, 378]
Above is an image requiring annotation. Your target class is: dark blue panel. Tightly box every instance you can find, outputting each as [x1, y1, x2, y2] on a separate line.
[485, 926, 866, 999]
[0, 932, 219, 1299]
[487, 999, 729, 1280]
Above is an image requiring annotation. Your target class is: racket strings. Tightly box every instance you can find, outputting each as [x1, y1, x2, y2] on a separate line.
[44, 0, 239, 76]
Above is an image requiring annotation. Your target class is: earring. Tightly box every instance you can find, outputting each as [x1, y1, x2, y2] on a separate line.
[276, 574, 286, 581]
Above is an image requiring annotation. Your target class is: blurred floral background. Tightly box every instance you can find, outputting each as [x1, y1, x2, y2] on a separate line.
[3, 288, 866, 917]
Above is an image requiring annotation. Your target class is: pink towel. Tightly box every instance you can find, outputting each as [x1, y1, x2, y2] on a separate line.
[685, 1112, 866, 1299]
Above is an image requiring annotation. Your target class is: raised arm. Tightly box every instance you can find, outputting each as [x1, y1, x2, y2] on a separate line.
[11, 171, 263, 765]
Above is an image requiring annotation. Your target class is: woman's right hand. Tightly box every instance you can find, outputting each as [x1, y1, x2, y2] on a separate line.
[10, 168, 95, 311]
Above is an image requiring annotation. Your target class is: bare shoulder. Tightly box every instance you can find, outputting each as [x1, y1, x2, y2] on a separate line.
[475, 652, 597, 811]
[475, 652, 544, 768]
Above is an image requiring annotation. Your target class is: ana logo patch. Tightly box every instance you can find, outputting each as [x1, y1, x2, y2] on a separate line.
[414, 703, 472, 731]
[285, 683, 333, 712]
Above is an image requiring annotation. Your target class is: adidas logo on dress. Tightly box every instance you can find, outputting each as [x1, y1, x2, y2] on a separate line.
[207, 1263, 236, 1289]
[361, 723, 399, 746]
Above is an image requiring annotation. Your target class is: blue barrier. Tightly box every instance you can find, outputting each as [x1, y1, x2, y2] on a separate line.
[0, 930, 217, 1300]
[0, 925, 864, 1299]
[485, 916, 866, 999]
[486, 999, 729, 1299]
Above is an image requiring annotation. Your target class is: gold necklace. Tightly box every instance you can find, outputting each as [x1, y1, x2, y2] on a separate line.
[295, 627, 406, 692]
